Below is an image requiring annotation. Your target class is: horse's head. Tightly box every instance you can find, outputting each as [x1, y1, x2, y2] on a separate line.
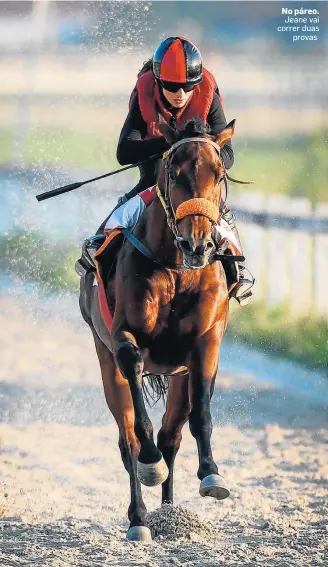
[157, 118, 235, 268]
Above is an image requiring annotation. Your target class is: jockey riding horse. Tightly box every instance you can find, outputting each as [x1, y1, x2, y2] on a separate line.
[76, 36, 254, 306]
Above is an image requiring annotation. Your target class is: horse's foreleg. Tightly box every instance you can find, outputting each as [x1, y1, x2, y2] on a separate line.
[188, 327, 230, 500]
[92, 331, 151, 541]
[112, 328, 168, 487]
[157, 374, 191, 504]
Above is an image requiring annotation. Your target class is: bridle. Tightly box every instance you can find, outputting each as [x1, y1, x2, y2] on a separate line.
[155, 136, 227, 251]
[122, 135, 250, 270]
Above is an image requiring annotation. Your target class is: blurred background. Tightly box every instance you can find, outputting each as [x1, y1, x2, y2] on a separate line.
[0, 0, 327, 371]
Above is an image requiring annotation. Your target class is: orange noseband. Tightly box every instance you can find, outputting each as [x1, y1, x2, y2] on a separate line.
[175, 198, 219, 223]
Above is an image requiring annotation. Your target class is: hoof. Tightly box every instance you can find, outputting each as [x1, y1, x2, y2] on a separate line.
[199, 474, 230, 500]
[137, 456, 169, 487]
[127, 526, 152, 542]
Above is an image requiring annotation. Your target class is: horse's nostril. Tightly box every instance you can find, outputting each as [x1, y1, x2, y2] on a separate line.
[180, 240, 193, 253]
[206, 241, 214, 250]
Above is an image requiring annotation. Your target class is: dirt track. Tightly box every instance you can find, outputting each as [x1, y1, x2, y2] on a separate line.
[0, 291, 327, 567]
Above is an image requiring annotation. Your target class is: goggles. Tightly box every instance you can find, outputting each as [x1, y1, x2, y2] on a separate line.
[159, 80, 196, 93]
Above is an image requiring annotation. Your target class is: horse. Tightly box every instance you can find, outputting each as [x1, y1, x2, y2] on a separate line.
[79, 117, 236, 542]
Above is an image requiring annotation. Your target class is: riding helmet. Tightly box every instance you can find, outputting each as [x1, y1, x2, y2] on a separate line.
[153, 37, 203, 86]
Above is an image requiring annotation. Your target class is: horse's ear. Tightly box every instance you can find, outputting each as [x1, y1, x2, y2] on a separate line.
[214, 119, 235, 148]
[158, 120, 179, 145]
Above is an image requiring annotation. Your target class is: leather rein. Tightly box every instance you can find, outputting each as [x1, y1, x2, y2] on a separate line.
[124, 136, 251, 270]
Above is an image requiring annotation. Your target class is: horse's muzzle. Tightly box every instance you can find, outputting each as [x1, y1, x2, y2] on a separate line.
[178, 237, 215, 268]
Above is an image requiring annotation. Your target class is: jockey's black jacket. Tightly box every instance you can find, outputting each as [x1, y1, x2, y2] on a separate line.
[116, 88, 234, 199]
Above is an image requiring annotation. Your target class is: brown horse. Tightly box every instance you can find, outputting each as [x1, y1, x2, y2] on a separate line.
[79, 118, 235, 541]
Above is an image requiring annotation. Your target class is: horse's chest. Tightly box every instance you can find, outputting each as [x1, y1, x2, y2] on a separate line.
[141, 291, 199, 345]
[138, 314, 195, 368]
[134, 286, 218, 368]
[157, 301, 195, 334]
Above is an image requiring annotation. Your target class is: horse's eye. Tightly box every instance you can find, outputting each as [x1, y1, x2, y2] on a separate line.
[169, 170, 176, 183]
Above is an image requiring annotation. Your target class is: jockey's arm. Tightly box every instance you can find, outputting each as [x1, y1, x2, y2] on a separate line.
[116, 91, 170, 165]
[207, 91, 234, 170]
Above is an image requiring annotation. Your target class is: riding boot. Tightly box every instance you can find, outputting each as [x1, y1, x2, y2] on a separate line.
[221, 203, 254, 307]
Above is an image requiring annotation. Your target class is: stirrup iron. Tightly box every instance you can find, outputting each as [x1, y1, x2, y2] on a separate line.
[75, 234, 106, 277]
[233, 266, 255, 307]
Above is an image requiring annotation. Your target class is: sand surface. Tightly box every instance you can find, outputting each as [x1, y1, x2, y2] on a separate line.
[0, 292, 327, 567]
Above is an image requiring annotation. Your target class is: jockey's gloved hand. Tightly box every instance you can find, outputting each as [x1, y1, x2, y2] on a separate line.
[153, 135, 171, 153]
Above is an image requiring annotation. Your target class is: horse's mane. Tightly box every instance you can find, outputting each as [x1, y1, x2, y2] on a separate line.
[177, 118, 211, 140]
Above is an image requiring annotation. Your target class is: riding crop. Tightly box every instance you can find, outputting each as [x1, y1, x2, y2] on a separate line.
[35, 151, 164, 202]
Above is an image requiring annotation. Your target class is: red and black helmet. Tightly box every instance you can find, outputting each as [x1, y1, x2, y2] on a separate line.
[153, 37, 203, 87]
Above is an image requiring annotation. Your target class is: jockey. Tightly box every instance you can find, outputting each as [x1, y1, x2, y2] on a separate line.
[76, 36, 254, 306]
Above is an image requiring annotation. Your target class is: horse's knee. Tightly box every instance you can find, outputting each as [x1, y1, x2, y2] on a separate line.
[115, 341, 143, 379]
[189, 395, 212, 431]
[189, 407, 213, 438]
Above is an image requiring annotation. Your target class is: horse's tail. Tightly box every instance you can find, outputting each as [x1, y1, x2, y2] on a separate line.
[142, 372, 169, 407]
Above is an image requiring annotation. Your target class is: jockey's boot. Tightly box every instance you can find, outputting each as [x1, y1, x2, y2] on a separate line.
[75, 234, 106, 277]
[221, 203, 254, 307]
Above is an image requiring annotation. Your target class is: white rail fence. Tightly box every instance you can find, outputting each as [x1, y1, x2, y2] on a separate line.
[229, 192, 328, 317]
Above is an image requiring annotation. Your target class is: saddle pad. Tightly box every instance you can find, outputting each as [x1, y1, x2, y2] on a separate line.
[94, 229, 124, 333]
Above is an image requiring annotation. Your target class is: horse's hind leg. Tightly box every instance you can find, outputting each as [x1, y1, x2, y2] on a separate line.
[112, 328, 168, 487]
[92, 331, 152, 541]
[157, 374, 191, 505]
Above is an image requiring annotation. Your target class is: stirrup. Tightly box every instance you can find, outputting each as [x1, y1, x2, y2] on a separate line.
[231, 266, 255, 307]
[235, 287, 253, 307]
[75, 234, 106, 277]
[75, 257, 91, 277]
